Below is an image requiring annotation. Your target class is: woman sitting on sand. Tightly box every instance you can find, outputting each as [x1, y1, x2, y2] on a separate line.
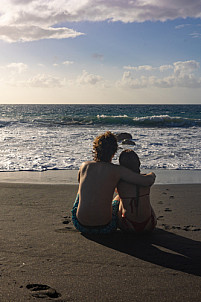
[71, 131, 156, 234]
[117, 149, 157, 233]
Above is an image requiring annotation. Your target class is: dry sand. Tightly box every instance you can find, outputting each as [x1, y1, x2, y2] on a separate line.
[0, 183, 201, 301]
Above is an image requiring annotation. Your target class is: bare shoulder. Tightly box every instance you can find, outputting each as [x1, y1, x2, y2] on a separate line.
[80, 160, 94, 168]
[108, 162, 121, 169]
[79, 161, 94, 173]
[78, 161, 91, 181]
[81, 161, 119, 170]
[105, 162, 121, 173]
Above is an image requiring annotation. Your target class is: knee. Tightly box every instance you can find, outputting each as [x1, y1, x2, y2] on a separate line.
[113, 194, 120, 201]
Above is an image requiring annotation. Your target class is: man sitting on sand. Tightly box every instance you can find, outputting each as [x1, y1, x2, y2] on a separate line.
[117, 149, 157, 233]
[71, 131, 156, 234]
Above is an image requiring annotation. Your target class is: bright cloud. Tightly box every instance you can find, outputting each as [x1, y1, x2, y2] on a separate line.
[26, 74, 65, 88]
[119, 60, 201, 89]
[2, 60, 201, 90]
[1, 0, 201, 42]
[2, 69, 104, 88]
[76, 70, 103, 86]
[63, 60, 74, 65]
[124, 64, 173, 72]
[159, 65, 173, 72]
[6, 62, 28, 73]
[124, 65, 155, 71]
[0, 25, 83, 43]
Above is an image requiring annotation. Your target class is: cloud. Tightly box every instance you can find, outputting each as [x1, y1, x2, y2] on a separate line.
[173, 60, 200, 76]
[175, 23, 201, 39]
[63, 60, 74, 65]
[0, 25, 84, 43]
[119, 60, 201, 89]
[124, 64, 173, 72]
[38, 63, 45, 67]
[124, 65, 154, 71]
[2, 71, 66, 87]
[119, 71, 150, 88]
[10, 0, 33, 3]
[159, 65, 173, 72]
[26, 74, 65, 87]
[6, 62, 28, 73]
[189, 32, 201, 38]
[175, 24, 191, 29]
[1, 1, 201, 42]
[76, 70, 103, 85]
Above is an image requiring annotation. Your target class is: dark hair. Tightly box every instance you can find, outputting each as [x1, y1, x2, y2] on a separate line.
[119, 149, 140, 173]
[93, 131, 118, 162]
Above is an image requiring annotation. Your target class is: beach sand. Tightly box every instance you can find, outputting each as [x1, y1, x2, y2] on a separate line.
[0, 182, 201, 301]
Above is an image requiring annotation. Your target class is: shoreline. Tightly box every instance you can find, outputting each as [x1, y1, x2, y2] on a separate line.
[0, 169, 201, 184]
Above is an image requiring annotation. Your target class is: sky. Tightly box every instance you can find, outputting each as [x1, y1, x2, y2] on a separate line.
[0, 0, 201, 104]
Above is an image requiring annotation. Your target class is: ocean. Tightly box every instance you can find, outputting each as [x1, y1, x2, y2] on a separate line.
[0, 104, 201, 172]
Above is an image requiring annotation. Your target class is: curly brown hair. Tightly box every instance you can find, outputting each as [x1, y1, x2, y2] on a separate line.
[93, 131, 118, 162]
[119, 149, 140, 173]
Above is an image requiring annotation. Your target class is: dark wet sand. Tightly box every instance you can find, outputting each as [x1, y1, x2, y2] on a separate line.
[0, 183, 201, 301]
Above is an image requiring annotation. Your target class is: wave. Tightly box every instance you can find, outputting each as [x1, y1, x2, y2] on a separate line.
[95, 114, 201, 127]
[0, 120, 14, 128]
[58, 114, 201, 127]
[132, 115, 201, 127]
[1, 114, 201, 128]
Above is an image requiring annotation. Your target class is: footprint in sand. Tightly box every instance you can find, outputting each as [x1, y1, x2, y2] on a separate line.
[157, 215, 164, 220]
[63, 215, 71, 225]
[171, 225, 181, 230]
[161, 224, 201, 231]
[169, 195, 175, 199]
[26, 284, 61, 299]
[162, 224, 181, 230]
[183, 225, 201, 231]
[54, 216, 77, 233]
[158, 201, 163, 204]
[161, 223, 171, 230]
[60, 215, 76, 231]
[164, 208, 172, 212]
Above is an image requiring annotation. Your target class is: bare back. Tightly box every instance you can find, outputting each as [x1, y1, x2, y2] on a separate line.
[77, 161, 120, 226]
[117, 180, 151, 222]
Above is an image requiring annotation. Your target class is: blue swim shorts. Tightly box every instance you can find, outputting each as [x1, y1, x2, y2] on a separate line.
[71, 194, 119, 234]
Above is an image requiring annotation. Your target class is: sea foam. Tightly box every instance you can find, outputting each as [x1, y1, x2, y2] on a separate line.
[0, 104, 201, 171]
